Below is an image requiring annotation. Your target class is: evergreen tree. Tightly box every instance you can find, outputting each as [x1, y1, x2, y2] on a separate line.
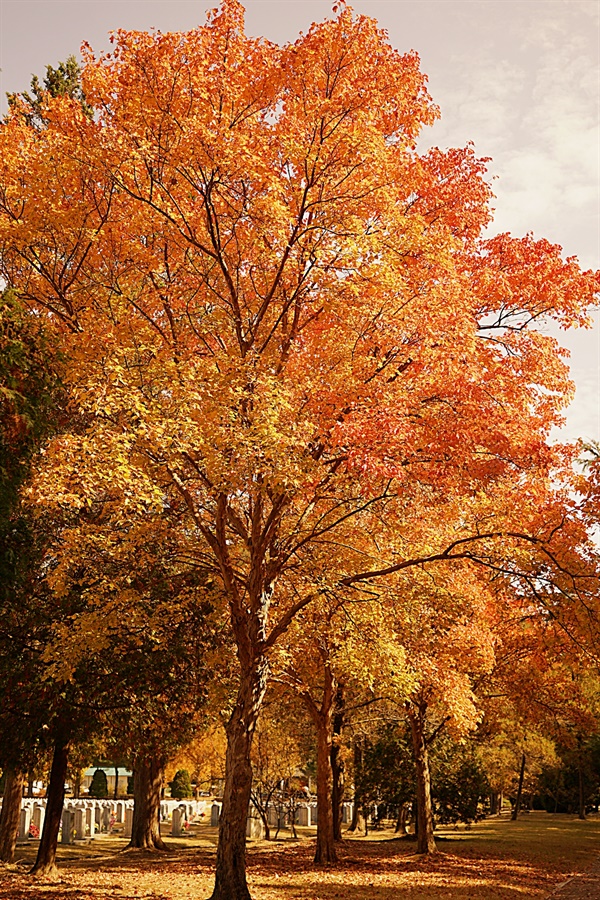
[169, 770, 193, 800]
[88, 768, 109, 799]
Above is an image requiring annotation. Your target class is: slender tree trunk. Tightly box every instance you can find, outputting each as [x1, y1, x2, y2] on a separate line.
[114, 766, 119, 801]
[578, 757, 586, 820]
[331, 685, 345, 842]
[300, 659, 337, 865]
[314, 709, 337, 863]
[511, 753, 526, 821]
[210, 654, 268, 900]
[407, 702, 436, 854]
[27, 772, 34, 798]
[490, 792, 498, 816]
[0, 766, 25, 862]
[31, 737, 70, 877]
[348, 739, 362, 833]
[251, 794, 271, 841]
[128, 754, 166, 850]
[261, 814, 271, 842]
[395, 801, 409, 835]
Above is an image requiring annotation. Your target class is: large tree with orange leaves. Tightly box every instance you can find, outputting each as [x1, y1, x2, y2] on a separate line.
[0, 2, 598, 896]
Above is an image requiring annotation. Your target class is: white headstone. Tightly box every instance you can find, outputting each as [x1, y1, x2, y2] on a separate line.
[32, 805, 45, 835]
[123, 807, 133, 838]
[74, 808, 85, 841]
[295, 805, 309, 826]
[85, 807, 96, 838]
[61, 809, 74, 844]
[116, 801, 124, 823]
[246, 814, 264, 839]
[171, 808, 183, 836]
[18, 807, 31, 840]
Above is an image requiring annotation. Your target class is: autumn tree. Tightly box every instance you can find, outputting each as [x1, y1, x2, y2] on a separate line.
[41, 513, 220, 851]
[0, 290, 61, 862]
[278, 589, 408, 862]
[0, 2, 598, 896]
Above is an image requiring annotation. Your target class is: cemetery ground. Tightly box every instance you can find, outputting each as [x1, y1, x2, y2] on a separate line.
[1, 812, 600, 900]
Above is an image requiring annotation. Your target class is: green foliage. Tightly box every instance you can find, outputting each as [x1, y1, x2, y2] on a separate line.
[169, 769, 193, 799]
[356, 725, 415, 812]
[357, 723, 489, 826]
[88, 768, 109, 799]
[536, 735, 600, 813]
[0, 290, 60, 517]
[6, 55, 91, 128]
[430, 736, 490, 825]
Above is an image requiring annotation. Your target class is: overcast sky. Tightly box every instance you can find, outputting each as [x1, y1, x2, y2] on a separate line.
[0, 0, 598, 442]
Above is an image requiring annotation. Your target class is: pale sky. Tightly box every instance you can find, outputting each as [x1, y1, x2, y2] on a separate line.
[0, 0, 598, 442]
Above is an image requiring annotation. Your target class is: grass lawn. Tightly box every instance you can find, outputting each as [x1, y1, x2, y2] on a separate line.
[1, 811, 599, 899]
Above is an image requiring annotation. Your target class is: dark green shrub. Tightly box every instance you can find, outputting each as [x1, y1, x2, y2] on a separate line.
[169, 769, 193, 799]
[88, 768, 109, 798]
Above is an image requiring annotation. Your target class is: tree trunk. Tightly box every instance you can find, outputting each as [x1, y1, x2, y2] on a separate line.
[395, 801, 409, 835]
[490, 792, 498, 816]
[31, 737, 69, 877]
[128, 754, 166, 850]
[330, 685, 345, 842]
[261, 813, 271, 842]
[114, 766, 119, 801]
[578, 757, 586, 820]
[300, 659, 337, 865]
[0, 766, 25, 863]
[511, 752, 526, 821]
[407, 702, 436, 854]
[314, 706, 337, 863]
[348, 739, 362, 833]
[209, 655, 268, 900]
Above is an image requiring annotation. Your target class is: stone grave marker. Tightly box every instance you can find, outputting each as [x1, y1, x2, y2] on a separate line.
[295, 805, 309, 826]
[246, 813, 264, 840]
[171, 807, 183, 836]
[18, 807, 31, 840]
[85, 806, 96, 838]
[61, 809, 74, 844]
[32, 805, 45, 835]
[74, 808, 85, 841]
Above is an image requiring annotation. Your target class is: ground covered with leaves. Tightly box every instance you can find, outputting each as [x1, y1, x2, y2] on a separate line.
[2, 812, 600, 900]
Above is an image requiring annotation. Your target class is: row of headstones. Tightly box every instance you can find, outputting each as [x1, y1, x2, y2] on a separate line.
[160, 798, 210, 821]
[206, 801, 354, 839]
[61, 801, 139, 844]
[262, 801, 353, 828]
[15, 797, 354, 843]
[12, 798, 136, 843]
[168, 799, 215, 836]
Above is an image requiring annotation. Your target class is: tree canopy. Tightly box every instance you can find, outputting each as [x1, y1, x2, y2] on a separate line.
[0, 2, 598, 898]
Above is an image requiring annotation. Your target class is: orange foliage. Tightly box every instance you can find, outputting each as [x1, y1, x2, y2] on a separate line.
[0, 1, 598, 893]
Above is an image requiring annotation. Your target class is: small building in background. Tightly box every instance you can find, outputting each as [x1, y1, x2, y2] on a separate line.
[81, 766, 132, 797]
